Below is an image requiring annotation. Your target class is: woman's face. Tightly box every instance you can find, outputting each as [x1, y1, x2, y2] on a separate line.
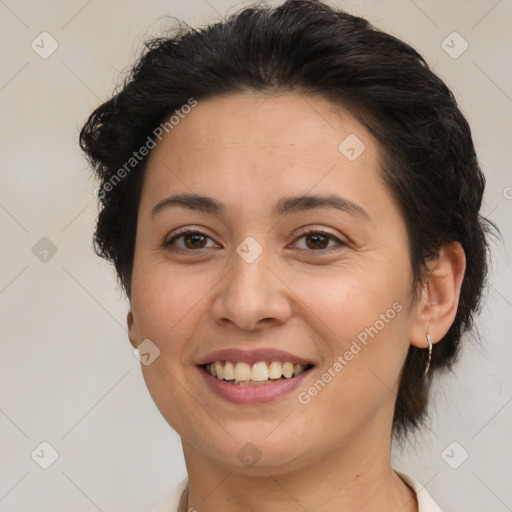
[128, 92, 423, 472]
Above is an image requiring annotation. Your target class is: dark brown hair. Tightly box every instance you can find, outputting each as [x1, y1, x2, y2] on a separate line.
[79, 0, 493, 440]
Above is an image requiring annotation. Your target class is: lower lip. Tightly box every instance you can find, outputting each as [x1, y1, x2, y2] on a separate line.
[198, 366, 312, 404]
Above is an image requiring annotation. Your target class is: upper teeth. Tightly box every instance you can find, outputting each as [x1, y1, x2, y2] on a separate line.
[207, 361, 307, 381]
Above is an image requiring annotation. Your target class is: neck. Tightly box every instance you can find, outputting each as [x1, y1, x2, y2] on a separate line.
[181, 424, 417, 512]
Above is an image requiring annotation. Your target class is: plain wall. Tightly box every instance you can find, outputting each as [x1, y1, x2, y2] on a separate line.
[1, 1, 511, 511]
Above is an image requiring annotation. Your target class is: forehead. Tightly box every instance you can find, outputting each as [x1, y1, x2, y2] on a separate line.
[150, 91, 375, 154]
[139, 91, 385, 217]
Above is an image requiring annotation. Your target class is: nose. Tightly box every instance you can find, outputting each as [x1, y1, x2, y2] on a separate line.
[211, 245, 293, 331]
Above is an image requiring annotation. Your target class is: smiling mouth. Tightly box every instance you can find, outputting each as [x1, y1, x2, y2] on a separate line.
[203, 360, 314, 386]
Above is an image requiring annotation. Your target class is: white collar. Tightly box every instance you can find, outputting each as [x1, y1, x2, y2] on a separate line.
[395, 471, 443, 512]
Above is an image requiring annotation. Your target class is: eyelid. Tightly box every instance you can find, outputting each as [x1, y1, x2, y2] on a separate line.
[164, 226, 220, 250]
[290, 227, 348, 252]
[164, 226, 348, 253]
[294, 226, 345, 240]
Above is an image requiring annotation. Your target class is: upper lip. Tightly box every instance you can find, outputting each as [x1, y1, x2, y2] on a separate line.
[196, 348, 315, 366]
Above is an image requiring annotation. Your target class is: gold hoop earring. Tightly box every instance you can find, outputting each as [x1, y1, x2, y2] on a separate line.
[424, 334, 433, 377]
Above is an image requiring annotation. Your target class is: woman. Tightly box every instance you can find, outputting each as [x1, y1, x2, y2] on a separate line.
[80, 1, 492, 510]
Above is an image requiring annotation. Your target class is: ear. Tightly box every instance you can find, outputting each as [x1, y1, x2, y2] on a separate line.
[410, 241, 466, 348]
[127, 310, 138, 349]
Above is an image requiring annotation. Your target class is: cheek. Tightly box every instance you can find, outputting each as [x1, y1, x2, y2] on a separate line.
[291, 259, 412, 383]
[129, 262, 212, 432]
[130, 260, 207, 355]
[291, 274, 410, 432]
[130, 256, 238, 376]
[295, 260, 409, 337]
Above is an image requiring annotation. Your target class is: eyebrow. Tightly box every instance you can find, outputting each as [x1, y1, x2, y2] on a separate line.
[151, 193, 370, 221]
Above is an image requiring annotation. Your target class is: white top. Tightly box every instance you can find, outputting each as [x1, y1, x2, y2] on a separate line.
[149, 471, 442, 511]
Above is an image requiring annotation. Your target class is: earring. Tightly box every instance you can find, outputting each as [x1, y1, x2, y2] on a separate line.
[424, 334, 433, 377]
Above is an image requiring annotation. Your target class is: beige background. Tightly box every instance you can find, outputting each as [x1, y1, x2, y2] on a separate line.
[1, 1, 511, 511]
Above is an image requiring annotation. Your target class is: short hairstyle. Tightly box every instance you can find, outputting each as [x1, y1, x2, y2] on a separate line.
[79, 0, 494, 440]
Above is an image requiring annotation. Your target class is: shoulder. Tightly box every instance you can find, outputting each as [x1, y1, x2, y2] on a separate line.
[395, 470, 443, 512]
[147, 478, 188, 512]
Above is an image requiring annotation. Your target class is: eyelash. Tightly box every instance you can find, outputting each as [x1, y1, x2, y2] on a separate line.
[164, 227, 347, 254]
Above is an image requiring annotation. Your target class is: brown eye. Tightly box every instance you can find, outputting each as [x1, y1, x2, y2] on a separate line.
[304, 232, 330, 250]
[165, 229, 217, 251]
[292, 229, 346, 253]
[182, 232, 207, 249]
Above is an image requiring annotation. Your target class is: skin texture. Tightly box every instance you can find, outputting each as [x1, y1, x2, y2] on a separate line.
[127, 92, 465, 511]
